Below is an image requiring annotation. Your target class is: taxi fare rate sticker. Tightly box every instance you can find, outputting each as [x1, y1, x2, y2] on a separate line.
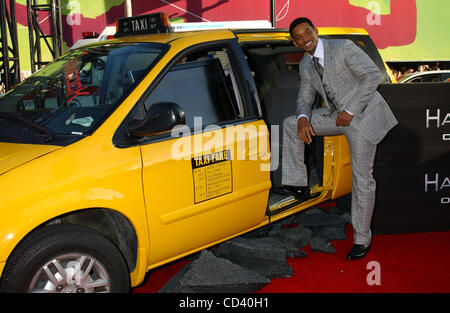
[191, 150, 233, 204]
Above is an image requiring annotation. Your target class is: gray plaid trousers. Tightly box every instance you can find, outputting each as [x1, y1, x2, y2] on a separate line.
[282, 109, 377, 246]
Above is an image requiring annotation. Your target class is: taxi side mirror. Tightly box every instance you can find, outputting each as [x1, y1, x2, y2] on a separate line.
[128, 102, 185, 138]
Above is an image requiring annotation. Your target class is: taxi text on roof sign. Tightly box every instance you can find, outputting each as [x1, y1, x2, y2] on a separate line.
[115, 13, 172, 38]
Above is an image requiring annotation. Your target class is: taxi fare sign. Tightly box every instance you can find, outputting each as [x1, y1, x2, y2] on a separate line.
[191, 150, 233, 204]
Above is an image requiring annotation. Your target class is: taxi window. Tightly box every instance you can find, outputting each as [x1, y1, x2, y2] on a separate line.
[0, 42, 168, 145]
[144, 52, 239, 129]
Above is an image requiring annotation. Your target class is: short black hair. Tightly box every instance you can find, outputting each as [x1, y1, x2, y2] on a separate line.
[289, 17, 315, 38]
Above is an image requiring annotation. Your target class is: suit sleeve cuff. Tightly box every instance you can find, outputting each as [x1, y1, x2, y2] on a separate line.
[344, 109, 354, 116]
[297, 114, 309, 121]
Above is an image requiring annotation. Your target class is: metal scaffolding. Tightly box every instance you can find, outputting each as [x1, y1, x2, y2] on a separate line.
[0, 0, 20, 91]
[27, 0, 63, 73]
[270, 0, 276, 28]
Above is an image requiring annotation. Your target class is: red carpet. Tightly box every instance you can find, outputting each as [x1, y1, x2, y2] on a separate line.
[133, 226, 450, 293]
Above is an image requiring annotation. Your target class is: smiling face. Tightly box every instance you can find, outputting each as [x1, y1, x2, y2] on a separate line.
[291, 22, 319, 54]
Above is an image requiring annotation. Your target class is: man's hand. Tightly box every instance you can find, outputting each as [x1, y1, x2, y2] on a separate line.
[297, 117, 316, 144]
[336, 110, 354, 127]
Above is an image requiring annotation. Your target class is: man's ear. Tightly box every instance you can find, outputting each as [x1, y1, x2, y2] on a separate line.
[292, 40, 299, 48]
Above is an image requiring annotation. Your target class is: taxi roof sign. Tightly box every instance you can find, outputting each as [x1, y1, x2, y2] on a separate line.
[116, 13, 172, 38]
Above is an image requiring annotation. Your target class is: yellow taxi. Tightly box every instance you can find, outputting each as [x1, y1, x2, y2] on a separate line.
[0, 13, 394, 292]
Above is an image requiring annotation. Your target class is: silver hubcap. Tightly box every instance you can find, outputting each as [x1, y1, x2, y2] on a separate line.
[28, 253, 111, 293]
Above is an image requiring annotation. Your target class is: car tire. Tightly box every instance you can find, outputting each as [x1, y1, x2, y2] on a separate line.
[0, 224, 130, 293]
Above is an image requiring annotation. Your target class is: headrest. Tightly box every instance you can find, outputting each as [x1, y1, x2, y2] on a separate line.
[275, 69, 300, 89]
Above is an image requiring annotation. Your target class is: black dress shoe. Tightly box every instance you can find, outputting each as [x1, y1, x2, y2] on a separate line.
[347, 244, 370, 260]
[282, 185, 311, 200]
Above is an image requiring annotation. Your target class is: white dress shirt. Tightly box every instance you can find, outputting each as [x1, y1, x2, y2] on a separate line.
[311, 37, 325, 67]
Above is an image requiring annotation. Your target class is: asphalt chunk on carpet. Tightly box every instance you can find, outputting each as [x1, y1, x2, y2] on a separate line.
[158, 204, 349, 293]
[215, 237, 295, 278]
[159, 250, 271, 293]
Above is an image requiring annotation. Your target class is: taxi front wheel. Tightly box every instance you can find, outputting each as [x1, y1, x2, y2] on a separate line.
[0, 224, 130, 293]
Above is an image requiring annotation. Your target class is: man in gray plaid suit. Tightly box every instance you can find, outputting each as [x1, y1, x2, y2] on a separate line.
[282, 17, 398, 260]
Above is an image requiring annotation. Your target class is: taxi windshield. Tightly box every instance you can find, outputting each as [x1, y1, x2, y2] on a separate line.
[0, 42, 168, 145]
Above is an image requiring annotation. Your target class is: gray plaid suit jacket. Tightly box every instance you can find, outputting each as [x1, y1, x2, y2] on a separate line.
[296, 38, 398, 144]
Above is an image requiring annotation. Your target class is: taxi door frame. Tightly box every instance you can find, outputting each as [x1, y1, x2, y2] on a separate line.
[234, 31, 354, 200]
[135, 39, 271, 266]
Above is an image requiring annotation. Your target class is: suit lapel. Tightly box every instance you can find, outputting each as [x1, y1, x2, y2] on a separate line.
[322, 39, 333, 87]
[304, 53, 328, 107]
[321, 39, 337, 112]
[308, 57, 322, 86]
